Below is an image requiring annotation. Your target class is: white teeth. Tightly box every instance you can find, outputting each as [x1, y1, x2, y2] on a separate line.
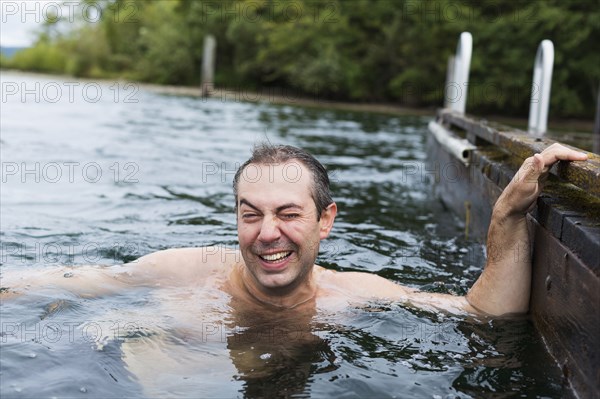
[261, 251, 291, 261]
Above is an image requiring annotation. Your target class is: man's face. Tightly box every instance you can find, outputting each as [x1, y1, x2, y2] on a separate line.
[236, 161, 336, 293]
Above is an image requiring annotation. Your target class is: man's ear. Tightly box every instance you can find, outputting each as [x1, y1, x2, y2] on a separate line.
[319, 202, 337, 239]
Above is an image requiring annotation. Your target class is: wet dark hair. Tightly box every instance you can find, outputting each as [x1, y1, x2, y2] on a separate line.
[233, 144, 333, 220]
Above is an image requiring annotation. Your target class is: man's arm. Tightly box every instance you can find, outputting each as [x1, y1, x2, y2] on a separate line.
[0, 264, 131, 300]
[323, 269, 477, 314]
[0, 246, 237, 299]
[330, 144, 588, 317]
[465, 143, 588, 315]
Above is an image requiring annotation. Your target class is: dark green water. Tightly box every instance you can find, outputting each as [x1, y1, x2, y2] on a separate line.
[0, 71, 567, 398]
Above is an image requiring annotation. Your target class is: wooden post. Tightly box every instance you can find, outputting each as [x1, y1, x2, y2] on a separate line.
[444, 55, 455, 109]
[201, 35, 217, 98]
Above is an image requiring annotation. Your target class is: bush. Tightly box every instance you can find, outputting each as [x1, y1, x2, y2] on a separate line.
[7, 0, 597, 119]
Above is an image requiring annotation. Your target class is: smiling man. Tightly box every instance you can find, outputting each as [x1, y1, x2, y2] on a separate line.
[232, 145, 336, 310]
[0, 143, 588, 317]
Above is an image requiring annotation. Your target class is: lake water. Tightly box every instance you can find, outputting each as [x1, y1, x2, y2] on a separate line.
[0, 71, 567, 398]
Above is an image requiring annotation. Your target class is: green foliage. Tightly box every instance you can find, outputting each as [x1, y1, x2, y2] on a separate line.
[3, 0, 598, 118]
[6, 42, 68, 74]
[134, 1, 195, 84]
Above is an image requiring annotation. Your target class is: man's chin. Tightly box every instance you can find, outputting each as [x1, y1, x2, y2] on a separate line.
[256, 273, 294, 290]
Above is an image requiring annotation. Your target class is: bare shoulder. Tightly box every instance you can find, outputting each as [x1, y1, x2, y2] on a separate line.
[126, 246, 242, 284]
[314, 266, 412, 300]
[133, 246, 241, 268]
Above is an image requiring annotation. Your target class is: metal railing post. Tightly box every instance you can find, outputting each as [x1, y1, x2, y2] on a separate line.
[528, 40, 554, 135]
[444, 55, 455, 109]
[446, 32, 472, 115]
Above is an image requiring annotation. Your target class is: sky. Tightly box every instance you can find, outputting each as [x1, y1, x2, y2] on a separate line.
[0, 0, 77, 47]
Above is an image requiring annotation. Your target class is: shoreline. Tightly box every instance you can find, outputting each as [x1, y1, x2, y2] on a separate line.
[1, 68, 594, 133]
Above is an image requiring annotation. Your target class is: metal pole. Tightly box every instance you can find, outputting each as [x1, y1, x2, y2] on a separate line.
[444, 55, 455, 109]
[528, 40, 554, 135]
[450, 32, 472, 115]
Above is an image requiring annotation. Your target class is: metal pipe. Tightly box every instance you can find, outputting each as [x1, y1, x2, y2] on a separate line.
[428, 120, 476, 165]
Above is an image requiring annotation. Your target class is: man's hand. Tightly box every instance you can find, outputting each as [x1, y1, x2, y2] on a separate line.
[467, 143, 588, 316]
[495, 143, 588, 218]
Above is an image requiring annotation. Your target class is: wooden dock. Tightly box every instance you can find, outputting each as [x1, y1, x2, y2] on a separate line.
[428, 109, 600, 398]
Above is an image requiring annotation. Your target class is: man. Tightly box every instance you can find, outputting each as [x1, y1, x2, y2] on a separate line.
[0, 143, 588, 317]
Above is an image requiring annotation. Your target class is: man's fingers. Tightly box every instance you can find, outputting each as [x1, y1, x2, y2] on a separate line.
[535, 153, 550, 181]
[499, 144, 586, 217]
[520, 154, 544, 183]
[538, 143, 588, 167]
[518, 144, 587, 186]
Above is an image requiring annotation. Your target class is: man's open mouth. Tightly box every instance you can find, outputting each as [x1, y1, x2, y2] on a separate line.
[259, 251, 292, 263]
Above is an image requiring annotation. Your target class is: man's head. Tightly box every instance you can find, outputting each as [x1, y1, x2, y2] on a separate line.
[233, 144, 333, 220]
[233, 144, 337, 295]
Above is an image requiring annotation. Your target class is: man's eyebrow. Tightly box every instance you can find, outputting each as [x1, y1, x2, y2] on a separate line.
[239, 199, 303, 213]
[239, 199, 259, 211]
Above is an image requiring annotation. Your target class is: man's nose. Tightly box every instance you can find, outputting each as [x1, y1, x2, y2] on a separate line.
[257, 216, 281, 243]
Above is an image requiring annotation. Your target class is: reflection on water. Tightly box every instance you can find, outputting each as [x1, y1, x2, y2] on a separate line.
[226, 305, 333, 398]
[0, 71, 566, 398]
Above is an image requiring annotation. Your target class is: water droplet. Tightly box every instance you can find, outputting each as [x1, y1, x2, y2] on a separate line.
[63, 272, 74, 278]
[259, 353, 271, 360]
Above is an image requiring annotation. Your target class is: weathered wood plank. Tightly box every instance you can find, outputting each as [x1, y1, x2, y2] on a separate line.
[530, 222, 600, 399]
[437, 109, 600, 198]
